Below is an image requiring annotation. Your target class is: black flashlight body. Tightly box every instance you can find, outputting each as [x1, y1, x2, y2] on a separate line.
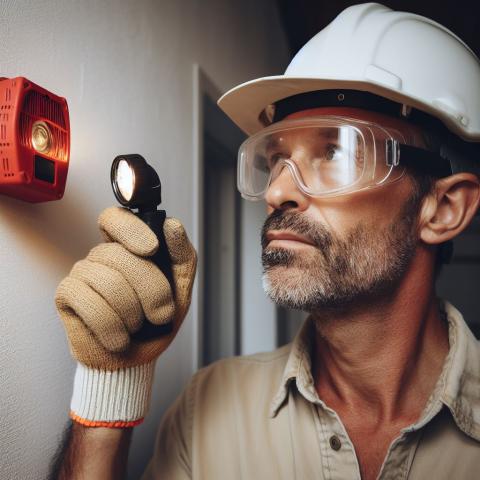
[131, 208, 175, 341]
[110, 154, 175, 340]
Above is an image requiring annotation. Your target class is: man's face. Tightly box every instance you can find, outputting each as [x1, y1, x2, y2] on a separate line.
[261, 107, 425, 313]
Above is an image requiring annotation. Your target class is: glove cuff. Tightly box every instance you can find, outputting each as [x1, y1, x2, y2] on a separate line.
[70, 361, 155, 428]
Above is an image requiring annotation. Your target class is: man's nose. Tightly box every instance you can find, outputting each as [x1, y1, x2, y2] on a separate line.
[264, 163, 310, 212]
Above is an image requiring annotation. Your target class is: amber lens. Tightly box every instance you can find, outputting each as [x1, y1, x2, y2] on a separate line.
[31, 121, 52, 153]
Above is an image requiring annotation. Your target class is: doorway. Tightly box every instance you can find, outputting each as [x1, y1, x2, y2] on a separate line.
[202, 123, 242, 365]
[193, 66, 291, 369]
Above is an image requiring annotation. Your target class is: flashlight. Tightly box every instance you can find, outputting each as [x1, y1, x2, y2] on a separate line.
[111, 154, 174, 339]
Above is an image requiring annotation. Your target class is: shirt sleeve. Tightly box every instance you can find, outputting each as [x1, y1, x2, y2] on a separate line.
[140, 373, 197, 480]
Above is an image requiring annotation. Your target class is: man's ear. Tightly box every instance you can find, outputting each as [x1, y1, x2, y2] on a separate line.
[419, 173, 480, 245]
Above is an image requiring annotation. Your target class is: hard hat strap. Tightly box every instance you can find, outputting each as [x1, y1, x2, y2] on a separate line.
[273, 90, 406, 123]
[272, 90, 449, 139]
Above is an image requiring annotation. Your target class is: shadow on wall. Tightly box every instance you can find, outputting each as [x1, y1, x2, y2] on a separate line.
[0, 186, 99, 276]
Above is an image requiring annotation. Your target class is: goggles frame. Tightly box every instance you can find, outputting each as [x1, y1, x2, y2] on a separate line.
[237, 115, 453, 201]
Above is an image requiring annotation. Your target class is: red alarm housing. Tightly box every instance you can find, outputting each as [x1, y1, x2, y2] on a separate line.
[0, 77, 70, 202]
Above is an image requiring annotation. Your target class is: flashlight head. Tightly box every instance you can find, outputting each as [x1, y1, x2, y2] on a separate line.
[111, 154, 161, 210]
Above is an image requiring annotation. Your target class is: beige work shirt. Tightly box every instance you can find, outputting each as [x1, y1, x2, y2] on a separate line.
[142, 301, 480, 479]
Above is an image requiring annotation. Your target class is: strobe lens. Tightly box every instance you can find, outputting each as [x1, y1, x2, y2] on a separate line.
[31, 121, 52, 153]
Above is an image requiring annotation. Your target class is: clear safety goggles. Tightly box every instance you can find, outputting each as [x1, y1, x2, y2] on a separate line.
[238, 116, 439, 200]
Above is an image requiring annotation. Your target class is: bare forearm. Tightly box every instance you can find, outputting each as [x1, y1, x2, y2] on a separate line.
[51, 421, 133, 480]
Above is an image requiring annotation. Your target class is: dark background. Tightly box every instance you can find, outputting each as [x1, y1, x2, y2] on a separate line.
[277, 0, 480, 58]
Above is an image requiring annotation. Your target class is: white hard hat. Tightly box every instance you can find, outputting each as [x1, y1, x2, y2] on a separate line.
[218, 2, 480, 142]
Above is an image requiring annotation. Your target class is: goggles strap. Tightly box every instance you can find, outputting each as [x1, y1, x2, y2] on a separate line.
[400, 144, 480, 220]
[399, 145, 452, 178]
[400, 143, 480, 179]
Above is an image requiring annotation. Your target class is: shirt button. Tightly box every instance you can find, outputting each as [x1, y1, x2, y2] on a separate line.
[329, 435, 341, 451]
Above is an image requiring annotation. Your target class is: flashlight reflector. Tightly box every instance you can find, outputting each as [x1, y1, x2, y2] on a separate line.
[31, 121, 52, 153]
[111, 154, 161, 210]
[115, 159, 135, 201]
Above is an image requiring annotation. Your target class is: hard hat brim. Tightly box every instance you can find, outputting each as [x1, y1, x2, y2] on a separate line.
[217, 75, 476, 141]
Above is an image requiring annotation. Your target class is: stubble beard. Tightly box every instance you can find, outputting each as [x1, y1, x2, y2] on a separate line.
[261, 199, 419, 314]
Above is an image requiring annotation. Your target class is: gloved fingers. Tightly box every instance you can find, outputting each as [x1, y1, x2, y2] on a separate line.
[56, 303, 106, 367]
[87, 242, 175, 325]
[69, 259, 143, 334]
[98, 206, 159, 257]
[55, 276, 130, 353]
[163, 218, 197, 316]
[163, 218, 196, 266]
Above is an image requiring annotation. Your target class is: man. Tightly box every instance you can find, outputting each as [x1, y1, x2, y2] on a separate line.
[52, 3, 480, 479]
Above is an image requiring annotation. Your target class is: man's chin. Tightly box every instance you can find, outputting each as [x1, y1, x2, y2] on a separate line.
[262, 272, 342, 312]
[261, 266, 320, 310]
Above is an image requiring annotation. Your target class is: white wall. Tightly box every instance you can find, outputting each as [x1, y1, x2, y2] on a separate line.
[240, 199, 278, 355]
[0, 1, 289, 478]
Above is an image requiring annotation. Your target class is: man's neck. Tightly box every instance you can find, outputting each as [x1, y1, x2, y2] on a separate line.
[311, 253, 449, 425]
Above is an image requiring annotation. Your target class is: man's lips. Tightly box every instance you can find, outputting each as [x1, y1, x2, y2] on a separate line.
[266, 230, 315, 247]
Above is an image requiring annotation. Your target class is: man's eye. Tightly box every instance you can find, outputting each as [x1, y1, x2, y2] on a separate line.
[325, 144, 343, 161]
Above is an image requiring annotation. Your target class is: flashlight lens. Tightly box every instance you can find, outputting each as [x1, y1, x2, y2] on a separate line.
[116, 159, 135, 201]
[32, 121, 52, 153]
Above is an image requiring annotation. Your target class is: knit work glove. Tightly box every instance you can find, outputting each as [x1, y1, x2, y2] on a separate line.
[55, 206, 197, 427]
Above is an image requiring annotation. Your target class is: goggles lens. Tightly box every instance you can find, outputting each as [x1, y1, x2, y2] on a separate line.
[238, 116, 409, 200]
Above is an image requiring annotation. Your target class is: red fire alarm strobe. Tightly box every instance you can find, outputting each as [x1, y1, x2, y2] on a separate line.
[0, 77, 70, 202]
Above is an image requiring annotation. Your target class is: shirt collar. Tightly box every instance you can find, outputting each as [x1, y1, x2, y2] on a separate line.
[269, 300, 480, 441]
[269, 314, 319, 418]
[434, 301, 480, 441]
